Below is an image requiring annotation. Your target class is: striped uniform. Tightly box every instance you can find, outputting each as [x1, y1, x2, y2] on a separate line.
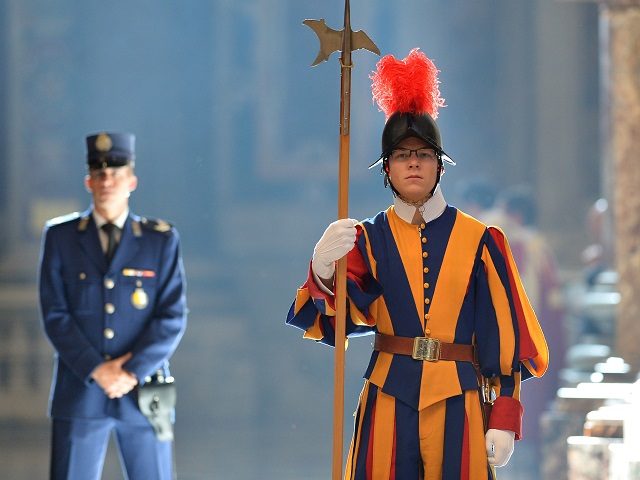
[287, 204, 548, 479]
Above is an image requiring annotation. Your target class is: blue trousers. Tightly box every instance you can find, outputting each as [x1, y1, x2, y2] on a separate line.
[50, 417, 173, 480]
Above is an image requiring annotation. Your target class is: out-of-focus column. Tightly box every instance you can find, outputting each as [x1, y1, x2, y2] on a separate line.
[604, 2, 640, 371]
[566, 0, 640, 370]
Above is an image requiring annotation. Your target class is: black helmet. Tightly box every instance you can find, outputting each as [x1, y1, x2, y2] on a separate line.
[374, 112, 455, 167]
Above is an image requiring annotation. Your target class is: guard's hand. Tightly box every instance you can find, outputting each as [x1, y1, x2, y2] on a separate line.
[311, 219, 358, 280]
[485, 428, 515, 467]
[91, 352, 138, 399]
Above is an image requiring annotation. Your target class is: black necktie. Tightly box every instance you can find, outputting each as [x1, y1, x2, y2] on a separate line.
[101, 223, 120, 263]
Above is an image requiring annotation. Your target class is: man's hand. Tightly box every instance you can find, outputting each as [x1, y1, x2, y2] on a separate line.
[485, 428, 515, 467]
[91, 352, 138, 399]
[311, 218, 359, 280]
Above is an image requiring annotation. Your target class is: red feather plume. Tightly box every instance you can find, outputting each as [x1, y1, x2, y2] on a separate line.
[371, 48, 445, 120]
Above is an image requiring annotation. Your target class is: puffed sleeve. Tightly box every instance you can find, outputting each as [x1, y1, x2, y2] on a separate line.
[474, 226, 549, 439]
[286, 226, 383, 346]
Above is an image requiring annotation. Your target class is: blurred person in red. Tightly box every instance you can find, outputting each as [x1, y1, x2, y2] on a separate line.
[493, 185, 565, 478]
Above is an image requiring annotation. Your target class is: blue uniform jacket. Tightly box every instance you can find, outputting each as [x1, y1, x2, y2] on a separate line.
[38, 208, 187, 421]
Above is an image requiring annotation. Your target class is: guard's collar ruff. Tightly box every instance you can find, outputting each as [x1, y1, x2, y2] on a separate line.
[393, 186, 447, 225]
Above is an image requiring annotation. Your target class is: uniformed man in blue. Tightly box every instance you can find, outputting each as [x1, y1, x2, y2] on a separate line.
[38, 131, 187, 480]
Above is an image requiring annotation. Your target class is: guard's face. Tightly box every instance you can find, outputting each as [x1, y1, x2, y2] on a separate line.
[387, 137, 439, 202]
[85, 166, 137, 211]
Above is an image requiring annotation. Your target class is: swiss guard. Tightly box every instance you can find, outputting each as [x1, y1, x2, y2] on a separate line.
[286, 49, 548, 479]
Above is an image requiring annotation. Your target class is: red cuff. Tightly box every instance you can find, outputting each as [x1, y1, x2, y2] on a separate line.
[487, 396, 523, 440]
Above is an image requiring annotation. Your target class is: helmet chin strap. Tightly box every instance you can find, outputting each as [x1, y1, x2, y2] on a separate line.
[397, 192, 432, 209]
[431, 161, 444, 195]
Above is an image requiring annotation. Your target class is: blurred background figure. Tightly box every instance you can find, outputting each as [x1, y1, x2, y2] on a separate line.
[453, 177, 500, 224]
[491, 184, 566, 480]
[566, 198, 617, 346]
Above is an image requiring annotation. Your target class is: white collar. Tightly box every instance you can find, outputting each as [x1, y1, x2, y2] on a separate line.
[92, 208, 129, 230]
[393, 187, 447, 224]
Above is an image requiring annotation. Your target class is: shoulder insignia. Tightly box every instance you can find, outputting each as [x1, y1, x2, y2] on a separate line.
[131, 220, 142, 237]
[77, 215, 90, 231]
[140, 217, 173, 233]
[153, 219, 172, 232]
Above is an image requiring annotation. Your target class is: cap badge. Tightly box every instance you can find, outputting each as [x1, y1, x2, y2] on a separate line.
[95, 133, 113, 152]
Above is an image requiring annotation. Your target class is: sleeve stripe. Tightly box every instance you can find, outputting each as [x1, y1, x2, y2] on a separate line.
[488, 227, 548, 377]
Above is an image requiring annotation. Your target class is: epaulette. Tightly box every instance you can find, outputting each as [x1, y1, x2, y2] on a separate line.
[131, 219, 142, 237]
[45, 212, 83, 228]
[140, 217, 173, 234]
[78, 215, 90, 231]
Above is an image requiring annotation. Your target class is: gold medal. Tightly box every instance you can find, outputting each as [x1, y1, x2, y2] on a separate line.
[131, 281, 149, 310]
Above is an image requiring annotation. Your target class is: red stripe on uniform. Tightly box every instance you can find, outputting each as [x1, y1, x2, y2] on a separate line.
[366, 402, 376, 480]
[346, 227, 370, 289]
[461, 411, 470, 480]
[488, 228, 537, 360]
[304, 266, 336, 312]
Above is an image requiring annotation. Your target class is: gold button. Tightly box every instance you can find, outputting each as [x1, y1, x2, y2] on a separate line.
[79, 272, 86, 280]
[424, 313, 430, 320]
[105, 303, 115, 314]
[425, 298, 431, 305]
[424, 283, 430, 289]
[103, 328, 115, 339]
[425, 328, 431, 335]
[420, 223, 426, 229]
[422, 252, 428, 258]
[104, 354, 112, 360]
[421, 237, 427, 244]
[104, 278, 115, 289]
[423, 267, 429, 273]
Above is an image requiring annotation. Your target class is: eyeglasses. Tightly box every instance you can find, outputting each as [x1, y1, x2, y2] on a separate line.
[389, 148, 437, 162]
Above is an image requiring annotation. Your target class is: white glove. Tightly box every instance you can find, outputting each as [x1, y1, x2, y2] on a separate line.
[311, 218, 358, 280]
[485, 428, 515, 467]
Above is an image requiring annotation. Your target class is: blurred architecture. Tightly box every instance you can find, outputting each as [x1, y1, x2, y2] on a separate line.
[0, 1, 626, 478]
[540, 1, 640, 479]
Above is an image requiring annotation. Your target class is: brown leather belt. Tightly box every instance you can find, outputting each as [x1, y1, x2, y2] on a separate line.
[374, 333, 475, 362]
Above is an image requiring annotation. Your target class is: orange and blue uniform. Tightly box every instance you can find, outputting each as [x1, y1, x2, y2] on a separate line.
[287, 200, 548, 479]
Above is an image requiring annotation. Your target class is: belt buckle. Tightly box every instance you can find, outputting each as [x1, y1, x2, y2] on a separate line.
[412, 337, 441, 362]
